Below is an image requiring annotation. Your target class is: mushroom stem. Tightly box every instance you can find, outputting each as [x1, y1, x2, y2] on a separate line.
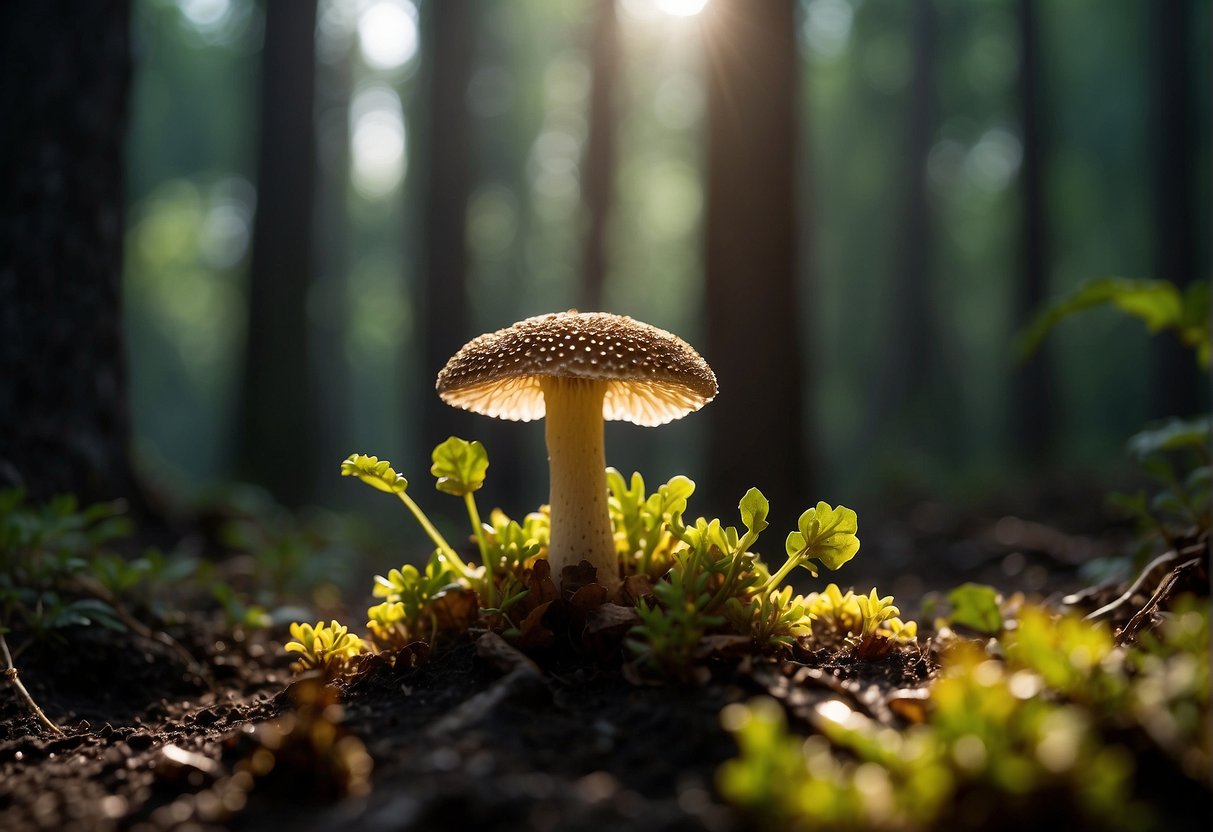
[541, 376, 618, 585]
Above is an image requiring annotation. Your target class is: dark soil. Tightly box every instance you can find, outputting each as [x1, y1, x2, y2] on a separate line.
[0, 607, 933, 832]
[0, 507, 1206, 832]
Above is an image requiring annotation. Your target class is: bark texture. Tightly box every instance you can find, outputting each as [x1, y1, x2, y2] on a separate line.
[703, 0, 807, 526]
[0, 1, 140, 504]
[236, 0, 319, 506]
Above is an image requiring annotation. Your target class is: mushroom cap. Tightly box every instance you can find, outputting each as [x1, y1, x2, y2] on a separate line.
[436, 311, 718, 426]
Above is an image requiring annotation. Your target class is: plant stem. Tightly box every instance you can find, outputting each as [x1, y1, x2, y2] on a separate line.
[764, 555, 800, 593]
[465, 492, 493, 608]
[395, 491, 471, 577]
[1, 632, 63, 736]
[706, 530, 759, 612]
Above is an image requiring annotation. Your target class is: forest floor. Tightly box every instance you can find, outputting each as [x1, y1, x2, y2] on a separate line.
[0, 492, 1208, 832]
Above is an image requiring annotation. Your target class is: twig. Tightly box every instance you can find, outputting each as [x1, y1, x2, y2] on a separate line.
[1083, 548, 1189, 623]
[1116, 556, 1204, 646]
[1, 631, 64, 736]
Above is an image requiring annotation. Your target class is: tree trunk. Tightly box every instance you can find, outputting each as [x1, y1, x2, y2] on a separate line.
[312, 25, 354, 498]
[0, 1, 141, 505]
[865, 0, 938, 454]
[236, 0, 319, 507]
[582, 0, 619, 313]
[703, 0, 806, 527]
[1148, 0, 1201, 418]
[1011, 0, 1057, 459]
[419, 0, 478, 457]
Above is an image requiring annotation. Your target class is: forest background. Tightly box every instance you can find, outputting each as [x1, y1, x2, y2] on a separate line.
[9, 0, 1208, 595]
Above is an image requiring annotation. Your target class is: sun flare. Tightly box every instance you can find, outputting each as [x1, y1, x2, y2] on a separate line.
[656, 0, 710, 17]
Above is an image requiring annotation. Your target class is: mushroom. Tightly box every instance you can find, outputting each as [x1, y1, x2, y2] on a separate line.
[435, 311, 717, 585]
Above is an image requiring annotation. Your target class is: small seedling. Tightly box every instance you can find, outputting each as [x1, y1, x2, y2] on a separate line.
[294, 436, 917, 683]
[720, 600, 1209, 830]
[284, 620, 366, 674]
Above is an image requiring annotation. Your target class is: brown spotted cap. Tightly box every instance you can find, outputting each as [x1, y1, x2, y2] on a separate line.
[436, 311, 718, 426]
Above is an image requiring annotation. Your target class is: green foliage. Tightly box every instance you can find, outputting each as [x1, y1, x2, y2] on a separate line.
[1110, 416, 1211, 551]
[627, 563, 723, 679]
[1023, 277, 1212, 557]
[367, 551, 461, 648]
[724, 586, 814, 650]
[718, 698, 821, 823]
[1127, 416, 1211, 459]
[1020, 277, 1211, 368]
[778, 502, 861, 580]
[430, 436, 489, 496]
[854, 589, 900, 639]
[340, 454, 408, 494]
[945, 582, 1004, 635]
[0, 489, 134, 644]
[719, 602, 1211, 831]
[607, 469, 695, 576]
[0, 486, 323, 653]
[284, 620, 366, 674]
[312, 440, 908, 681]
[803, 583, 919, 651]
[626, 484, 906, 674]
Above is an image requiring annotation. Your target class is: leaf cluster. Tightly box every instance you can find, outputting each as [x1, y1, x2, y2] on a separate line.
[607, 469, 694, 577]
[0, 489, 136, 644]
[1019, 277, 1210, 368]
[284, 620, 366, 674]
[625, 486, 911, 676]
[308, 439, 547, 673]
[1110, 416, 1211, 556]
[306, 439, 912, 681]
[366, 552, 471, 650]
[719, 600, 1210, 831]
[802, 583, 919, 655]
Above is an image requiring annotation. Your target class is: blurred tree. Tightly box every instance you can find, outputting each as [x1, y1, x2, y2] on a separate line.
[312, 18, 354, 498]
[1148, 0, 1201, 418]
[864, 0, 949, 466]
[418, 0, 478, 455]
[0, 0, 143, 505]
[582, 0, 619, 312]
[703, 0, 807, 526]
[1011, 0, 1057, 459]
[236, 0, 319, 507]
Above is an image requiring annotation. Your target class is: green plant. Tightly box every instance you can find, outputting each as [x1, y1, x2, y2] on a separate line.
[802, 583, 919, 652]
[626, 486, 915, 675]
[942, 582, 1004, 635]
[627, 562, 723, 679]
[0, 488, 216, 733]
[1019, 277, 1210, 368]
[607, 469, 695, 578]
[719, 601, 1210, 831]
[1020, 276, 1210, 557]
[723, 585, 815, 650]
[1110, 416, 1210, 554]
[284, 620, 367, 674]
[300, 439, 915, 682]
[0, 489, 132, 647]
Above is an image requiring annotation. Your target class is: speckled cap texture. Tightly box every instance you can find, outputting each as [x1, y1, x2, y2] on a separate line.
[436, 311, 718, 426]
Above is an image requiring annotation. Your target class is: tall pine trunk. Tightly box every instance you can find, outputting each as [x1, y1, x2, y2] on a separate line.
[1011, 0, 1056, 459]
[0, 1, 141, 505]
[1148, 0, 1201, 418]
[582, 0, 619, 313]
[865, 0, 941, 462]
[236, 0, 320, 506]
[419, 0, 477, 456]
[703, 0, 807, 527]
